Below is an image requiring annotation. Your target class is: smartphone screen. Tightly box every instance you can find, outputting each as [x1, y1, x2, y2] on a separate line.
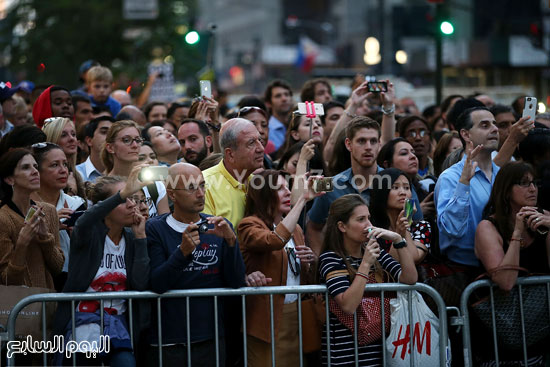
[139, 166, 169, 182]
[404, 198, 414, 225]
[367, 81, 388, 93]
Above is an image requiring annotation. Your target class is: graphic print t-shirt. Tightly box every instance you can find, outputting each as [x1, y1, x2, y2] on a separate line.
[78, 236, 127, 315]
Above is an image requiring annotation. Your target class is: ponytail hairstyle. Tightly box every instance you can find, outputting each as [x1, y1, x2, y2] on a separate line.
[85, 175, 126, 204]
[100, 120, 140, 173]
[0, 148, 34, 204]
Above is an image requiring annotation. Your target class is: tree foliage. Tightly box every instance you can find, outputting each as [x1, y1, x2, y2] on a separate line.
[1, 0, 203, 89]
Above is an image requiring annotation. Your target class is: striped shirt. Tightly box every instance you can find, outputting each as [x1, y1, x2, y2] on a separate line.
[319, 250, 402, 366]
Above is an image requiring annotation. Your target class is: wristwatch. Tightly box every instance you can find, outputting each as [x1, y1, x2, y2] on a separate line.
[393, 238, 407, 249]
[382, 104, 395, 116]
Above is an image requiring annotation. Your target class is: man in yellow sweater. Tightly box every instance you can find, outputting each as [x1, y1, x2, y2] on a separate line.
[202, 118, 265, 230]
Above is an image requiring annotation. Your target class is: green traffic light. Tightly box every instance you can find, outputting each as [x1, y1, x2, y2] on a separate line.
[440, 21, 454, 35]
[185, 31, 200, 44]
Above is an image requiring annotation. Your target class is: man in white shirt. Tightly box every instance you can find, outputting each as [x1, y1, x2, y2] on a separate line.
[76, 116, 114, 182]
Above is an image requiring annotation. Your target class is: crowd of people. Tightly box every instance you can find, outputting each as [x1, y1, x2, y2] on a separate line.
[0, 61, 549, 367]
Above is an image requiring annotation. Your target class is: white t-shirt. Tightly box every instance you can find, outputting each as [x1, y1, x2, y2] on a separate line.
[142, 181, 167, 218]
[77, 235, 127, 315]
[56, 190, 86, 272]
[284, 237, 301, 304]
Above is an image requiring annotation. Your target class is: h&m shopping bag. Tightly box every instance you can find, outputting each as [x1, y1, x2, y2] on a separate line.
[385, 291, 450, 366]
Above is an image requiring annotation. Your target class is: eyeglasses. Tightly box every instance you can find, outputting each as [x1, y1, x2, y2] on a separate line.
[286, 246, 301, 276]
[118, 136, 144, 146]
[516, 180, 538, 188]
[128, 196, 153, 205]
[237, 106, 265, 118]
[406, 129, 428, 138]
[171, 182, 209, 194]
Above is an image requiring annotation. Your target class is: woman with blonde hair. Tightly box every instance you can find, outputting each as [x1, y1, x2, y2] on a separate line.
[42, 117, 86, 199]
[101, 120, 169, 217]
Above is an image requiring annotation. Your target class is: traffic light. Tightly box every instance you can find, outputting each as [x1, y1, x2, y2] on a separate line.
[185, 31, 200, 45]
[440, 20, 454, 35]
[529, 22, 543, 48]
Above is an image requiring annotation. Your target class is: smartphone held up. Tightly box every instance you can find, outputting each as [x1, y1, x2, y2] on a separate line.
[139, 166, 169, 182]
[522, 97, 537, 123]
[367, 81, 388, 93]
[200, 80, 212, 99]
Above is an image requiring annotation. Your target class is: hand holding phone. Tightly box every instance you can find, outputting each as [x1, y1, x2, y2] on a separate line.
[522, 97, 537, 123]
[63, 210, 86, 227]
[313, 177, 334, 193]
[367, 81, 388, 93]
[200, 80, 212, 99]
[25, 206, 37, 223]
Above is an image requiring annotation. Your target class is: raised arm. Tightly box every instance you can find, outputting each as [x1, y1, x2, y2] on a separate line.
[379, 80, 396, 146]
[324, 82, 370, 159]
[493, 116, 531, 167]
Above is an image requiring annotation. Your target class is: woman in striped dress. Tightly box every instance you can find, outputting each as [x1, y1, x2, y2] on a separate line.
[318, 194, 417, 366]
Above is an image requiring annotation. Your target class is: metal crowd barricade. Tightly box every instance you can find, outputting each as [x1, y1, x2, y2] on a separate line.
[5, 283, 448, 367]
[459, 275, 550, 367]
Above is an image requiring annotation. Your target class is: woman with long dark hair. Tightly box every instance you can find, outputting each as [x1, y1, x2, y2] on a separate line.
[475, 161, 549, 365]
[0, 148, 64, 288]
[276, 111, 324, 161]
[318, 194, 417, 366]
[369, 168, 430, 264]
[237, 170, 319, 366]
[30, 143, 86, 289]
[378, 137, 434, 220]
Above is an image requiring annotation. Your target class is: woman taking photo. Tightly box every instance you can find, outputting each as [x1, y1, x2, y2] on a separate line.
[237, 170, 319, 366]
[319, 194, 417, 366]
[102, 120, 169, 217]
[30, 143, 86, 290]
[369, 168, 430, 264]
[53, 164, 151, 366]
[475, 162, 549, 365]
[277, 111, 324, 160]
[0, 148, 64, 288]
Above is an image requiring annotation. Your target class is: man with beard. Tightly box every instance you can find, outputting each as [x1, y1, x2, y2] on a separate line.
[307, 116, 383, 255]
[264, 79, 293, 152]
[177, 118, 212, 166]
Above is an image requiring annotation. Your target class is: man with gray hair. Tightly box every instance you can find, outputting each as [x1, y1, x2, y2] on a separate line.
[202, 118, 265, 228]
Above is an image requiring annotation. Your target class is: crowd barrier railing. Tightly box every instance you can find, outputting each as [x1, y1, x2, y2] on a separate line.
[4, 282, 448, 367]
[459, 275, 550, 367]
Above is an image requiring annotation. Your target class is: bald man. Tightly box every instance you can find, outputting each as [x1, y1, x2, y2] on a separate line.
[116, 105, 147, 126]
[111, 89, 132, 107]
[202, 118, 265, 228]
[145, 163, 245, 366]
